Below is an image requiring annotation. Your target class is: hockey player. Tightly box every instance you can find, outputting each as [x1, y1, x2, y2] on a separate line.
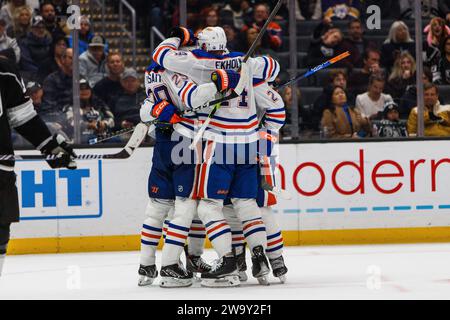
[0, 57, 77, 277]
[152, 26, 279, 287]
[138, 60, 213, 287]
[228, 78, 288, 284]
[140, 36, 244, 287]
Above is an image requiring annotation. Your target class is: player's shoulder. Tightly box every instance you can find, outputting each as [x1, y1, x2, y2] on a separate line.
[0, 57, 20, 77]
[146, 61, 165, 73]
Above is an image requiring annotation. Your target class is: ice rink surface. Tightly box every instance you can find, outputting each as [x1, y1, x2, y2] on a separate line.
[1, 243, 450, 300]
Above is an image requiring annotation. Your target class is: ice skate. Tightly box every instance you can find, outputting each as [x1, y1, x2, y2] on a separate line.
[184, 246, 212, 280]
[201, 254, 240, 288]
[138, 265, 158, 286]
[269, 256, 288, 283]
[251, 245, 270, 286]
[160, 263, 193, 288]
[234, 248, 248, 282]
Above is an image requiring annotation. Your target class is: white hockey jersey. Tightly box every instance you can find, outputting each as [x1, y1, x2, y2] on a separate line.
[254, 81, 286, 133]
[152, 38, 280, 144]
[141, 62, 218, 139]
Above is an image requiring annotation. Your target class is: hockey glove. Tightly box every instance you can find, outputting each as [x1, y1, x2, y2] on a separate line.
[151, 100, 182, 124]
[211, 69, 241, 93]
[169, 27, 197, 47]
[39, 134, 77, 170]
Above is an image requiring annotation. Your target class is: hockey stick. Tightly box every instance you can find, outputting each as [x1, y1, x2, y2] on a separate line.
[275, 51, 351, 90]
[88, 119, 171, 145]
[1, 122, 150, 161]
[189, 0, 284, 149]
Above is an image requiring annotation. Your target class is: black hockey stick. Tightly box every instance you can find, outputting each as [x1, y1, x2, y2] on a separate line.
[1, 123, 150, 161]
[88, 119, 171, 145]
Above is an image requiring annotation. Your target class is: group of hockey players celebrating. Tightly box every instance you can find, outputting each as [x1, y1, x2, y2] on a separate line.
[137, 25, 288, 288]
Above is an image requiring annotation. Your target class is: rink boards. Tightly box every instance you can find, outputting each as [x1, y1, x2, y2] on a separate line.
[8, 139, 450, 254]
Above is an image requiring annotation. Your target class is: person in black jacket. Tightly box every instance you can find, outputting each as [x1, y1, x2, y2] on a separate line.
[0, 57, 76, 278]
[18, 15, 52, 79]
[306, 18, 354, 69]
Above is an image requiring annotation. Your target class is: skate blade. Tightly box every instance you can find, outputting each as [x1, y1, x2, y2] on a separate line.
[201, 275, 240, 288]
[192, 273, 202, 282]
[138, 276, 156, 287]
[278, 275, 287, 284]
[159, 277, 193, 288]
[253, 264, 270, 280]
[239, 271, 248, 282]
[257, 275, 270, 286]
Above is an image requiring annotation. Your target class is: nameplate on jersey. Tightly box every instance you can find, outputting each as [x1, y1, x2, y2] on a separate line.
[146, 72, 162, 85]
[215, 59, 241, 71]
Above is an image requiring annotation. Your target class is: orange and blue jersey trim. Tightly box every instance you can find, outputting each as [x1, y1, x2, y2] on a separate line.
[152, 43, 177, 68]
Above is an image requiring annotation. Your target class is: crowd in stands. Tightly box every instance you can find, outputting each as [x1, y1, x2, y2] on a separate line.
[1, 0, 144, 145]
[2, 0, 450, 145]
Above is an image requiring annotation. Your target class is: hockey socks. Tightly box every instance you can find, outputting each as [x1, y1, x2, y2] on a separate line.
[205, 219, 232, 258]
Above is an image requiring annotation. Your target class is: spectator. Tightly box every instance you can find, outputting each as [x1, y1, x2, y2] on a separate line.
[68, 16, 95, 55]
[93, 52, 125, 107]
[322, 0, 360, 21]
[0, 17, 20, 64]
[307, 19, 352, 68]
[40, 47, 73, 123]
[65, 78, 115, 144]
[386, 52, 416, 101]
[6, 5, 32, 40]
[438, 36, 450, 84]
[342, 19, 376, 68]
[280, 85, 301, 138]
[79, 35, 107, 88]
[321, 85, 370, 139]
[295, 0, 322, 20]
[221, 0, 253, 30]
[424, 17, 450, 83]
[398, 67, 433, 119]
[245, 26, 278, 59]
[39, 1, 65, 40]
[242, 3, 282, 51]
[110, 68, 145, 130]
[407, 83, 450, 137]
[195, 7, 220, 33]
[355, 74, 393, 120]
[312, 69, 355, 130]
[381, 21, 415, 71]
[375, 101, 408, 138]
[222, 24, 241, 52]
[348, 48, 382, 96]
[18, 15, 52, 78]
[0, 0, 26, 28]
[37, 35, 67, 83]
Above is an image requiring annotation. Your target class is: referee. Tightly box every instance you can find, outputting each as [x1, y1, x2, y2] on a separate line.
[0, 57, 77, 277]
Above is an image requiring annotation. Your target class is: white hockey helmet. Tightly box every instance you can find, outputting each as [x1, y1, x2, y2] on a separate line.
[197, 27, 227, 51]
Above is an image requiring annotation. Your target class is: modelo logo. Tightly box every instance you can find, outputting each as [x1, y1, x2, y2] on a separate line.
[16, 160, 103, 220]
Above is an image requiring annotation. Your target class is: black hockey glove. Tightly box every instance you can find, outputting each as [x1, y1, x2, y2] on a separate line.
[39, 134, 77, 170]
[168, 27, 197, 47]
